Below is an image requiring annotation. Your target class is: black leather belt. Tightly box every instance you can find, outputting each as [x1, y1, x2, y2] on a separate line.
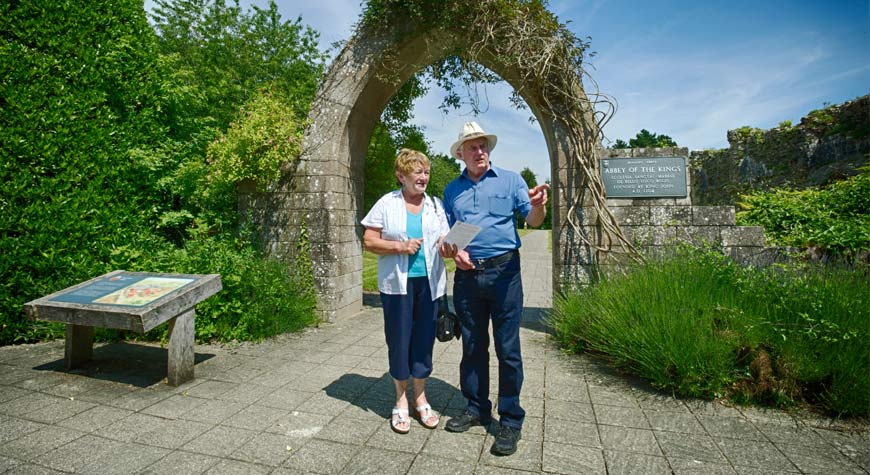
[469, 250, 518, 270]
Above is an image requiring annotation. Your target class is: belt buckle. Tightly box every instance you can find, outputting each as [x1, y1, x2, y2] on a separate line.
[474, 258, 487, 270]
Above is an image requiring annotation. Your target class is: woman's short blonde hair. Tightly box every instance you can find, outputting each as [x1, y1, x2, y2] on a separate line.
[394, 148, 430, 175]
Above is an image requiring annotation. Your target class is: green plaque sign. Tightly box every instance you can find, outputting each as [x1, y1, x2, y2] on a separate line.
[601, 157, 687, 198]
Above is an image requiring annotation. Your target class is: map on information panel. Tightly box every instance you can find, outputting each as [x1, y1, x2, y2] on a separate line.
[49, 273, 195, 307]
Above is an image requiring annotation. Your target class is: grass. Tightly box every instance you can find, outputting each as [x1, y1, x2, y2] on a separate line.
[549, 245, 870, 417]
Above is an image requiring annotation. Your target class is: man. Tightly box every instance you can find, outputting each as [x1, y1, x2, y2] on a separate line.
[438, 121, 548, 456]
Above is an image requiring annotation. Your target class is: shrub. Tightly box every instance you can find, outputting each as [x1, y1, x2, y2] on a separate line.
[737, 167, 870, 257]
[188, 91, 304, 230]
[550, 245, 870, 416]
[143, 231, 318, 342]
[550, 247, 741, 399]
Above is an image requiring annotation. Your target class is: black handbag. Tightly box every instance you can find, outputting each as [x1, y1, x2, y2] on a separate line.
[435, 295, 461, 342]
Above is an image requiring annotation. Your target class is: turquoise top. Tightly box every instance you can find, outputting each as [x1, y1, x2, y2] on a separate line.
[406, 209, 427, 277]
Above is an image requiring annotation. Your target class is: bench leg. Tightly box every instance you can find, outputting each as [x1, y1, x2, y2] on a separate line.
[65, 324, 94, 369]
[167, 309, 195, 386]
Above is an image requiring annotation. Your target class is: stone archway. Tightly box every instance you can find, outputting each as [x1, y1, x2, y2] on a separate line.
[239, 22, 598, 321]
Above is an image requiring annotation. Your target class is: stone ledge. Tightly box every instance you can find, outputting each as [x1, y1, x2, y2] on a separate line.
[650, 206, 692, 226]
[726, 246, 789, 266]
[692, 206, 736, 226]
[721, 226, 766, 247]
[673, 226, 721, 246]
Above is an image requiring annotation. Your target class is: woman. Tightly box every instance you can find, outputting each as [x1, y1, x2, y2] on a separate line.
[361, 148, 450, 434]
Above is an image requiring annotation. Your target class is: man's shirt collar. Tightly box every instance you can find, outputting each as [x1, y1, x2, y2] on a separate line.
[461, 166, 500, 182]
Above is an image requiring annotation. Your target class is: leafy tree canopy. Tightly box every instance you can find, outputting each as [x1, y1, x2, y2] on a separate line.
[150, 0, 325, 140]
[611, 129, 678, 149]
[520, 167, 538, 188]
[428, 153, 461, 200]
[149, 0, 325, 238]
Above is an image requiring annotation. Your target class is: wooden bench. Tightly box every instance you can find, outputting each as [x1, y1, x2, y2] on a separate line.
[24, 270, 222, 386]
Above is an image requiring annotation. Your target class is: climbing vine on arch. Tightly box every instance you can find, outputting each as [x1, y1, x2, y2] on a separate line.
[358, 0, 643, 270]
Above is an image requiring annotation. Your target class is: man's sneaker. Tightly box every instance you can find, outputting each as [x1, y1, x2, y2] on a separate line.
[445, 411, 487, 433]
[491, 425, 522, 456]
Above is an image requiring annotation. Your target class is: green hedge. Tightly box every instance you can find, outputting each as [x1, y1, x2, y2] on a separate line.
[0, 0, 319, 345]
[0, 0, 172, 344]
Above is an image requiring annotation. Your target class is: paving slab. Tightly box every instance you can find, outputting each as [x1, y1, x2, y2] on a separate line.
[0, 230, 866, 474]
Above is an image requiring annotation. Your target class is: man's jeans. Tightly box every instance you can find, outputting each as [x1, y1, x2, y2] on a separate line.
[453, 251, 525, 429]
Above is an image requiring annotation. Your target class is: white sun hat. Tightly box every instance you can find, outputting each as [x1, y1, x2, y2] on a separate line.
[450, 121, 498, 159]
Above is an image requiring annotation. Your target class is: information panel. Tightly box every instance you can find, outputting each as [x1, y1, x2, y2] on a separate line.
[49, 272, 195, 307]
[601, 157, 687, 198]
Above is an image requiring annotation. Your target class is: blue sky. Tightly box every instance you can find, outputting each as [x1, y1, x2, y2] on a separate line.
[147, 1, 870, 182]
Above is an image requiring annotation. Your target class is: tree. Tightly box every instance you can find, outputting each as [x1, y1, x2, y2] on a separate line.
[149, 0, 325, 237]
[629, 129, 678, 148]
[364, 124, 401, 211]
[150, 0, 325, 134]
[611, 130, 678, 149]
[520, 167, 538, 188]
[611, 139, 630, 149]
[428, 153, 461, 199]
[363, 75, 433, 209]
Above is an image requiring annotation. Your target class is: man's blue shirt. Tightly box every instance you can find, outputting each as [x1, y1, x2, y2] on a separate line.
[443, 166, 532, 260]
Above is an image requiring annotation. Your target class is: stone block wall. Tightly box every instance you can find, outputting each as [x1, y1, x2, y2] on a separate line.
[597, 147, 771, 268]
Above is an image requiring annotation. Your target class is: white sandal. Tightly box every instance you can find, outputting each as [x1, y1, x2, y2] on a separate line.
[391, 407, 410, 434]
[414, 404, 439, 429]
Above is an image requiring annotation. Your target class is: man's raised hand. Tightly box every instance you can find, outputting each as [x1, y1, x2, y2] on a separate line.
[529, 183, 549, 208]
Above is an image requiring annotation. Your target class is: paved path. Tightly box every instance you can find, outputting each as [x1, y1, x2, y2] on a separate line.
[1, 230, 867, 474]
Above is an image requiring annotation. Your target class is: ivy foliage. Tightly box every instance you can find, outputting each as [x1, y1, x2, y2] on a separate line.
[358, 0, 590, 115]
[211, 96, 305, 181]
[737, 167, 870, 257]
[197, 92, 304, 227]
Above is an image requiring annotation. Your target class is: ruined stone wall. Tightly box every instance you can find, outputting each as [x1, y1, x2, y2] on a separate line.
[691, 94, 869, 205]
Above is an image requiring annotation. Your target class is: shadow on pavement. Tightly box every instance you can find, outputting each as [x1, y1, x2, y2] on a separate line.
[362, 292, 381, 308]
[323, 372, 463, 419]
[521, 306, 552, 333]
[33, 341, 214, 387]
